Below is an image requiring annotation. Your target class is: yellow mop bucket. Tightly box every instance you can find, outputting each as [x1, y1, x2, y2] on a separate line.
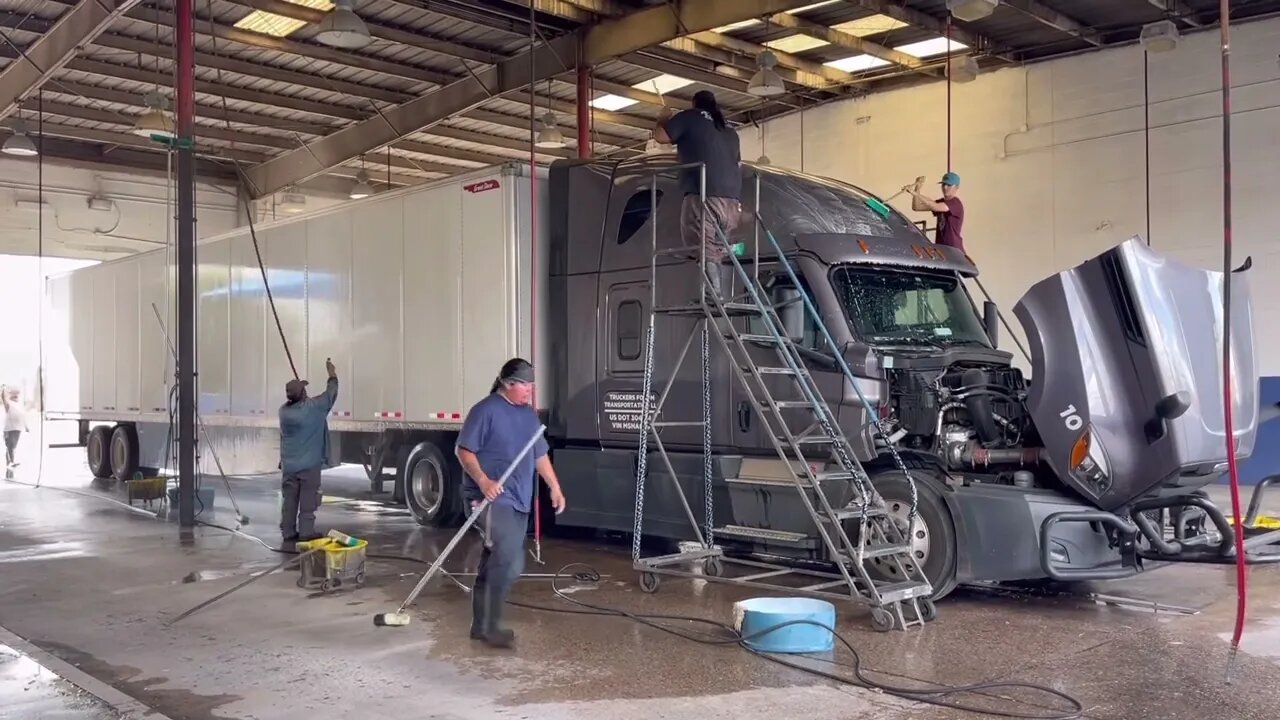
[296, 536, 368, 592]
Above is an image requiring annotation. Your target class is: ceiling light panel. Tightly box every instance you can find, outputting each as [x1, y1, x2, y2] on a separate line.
[763, 35, 831, 53]
[823, 54, 891, 73]
[633, 74, 694, 95]
[894, 37, 969, 58]
[591, 94, 638, 111]
[235, 0, 333, 38]
[831, 14, 909, 37]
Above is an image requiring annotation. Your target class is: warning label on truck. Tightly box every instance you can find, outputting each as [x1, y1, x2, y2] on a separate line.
[602, 391, 657, 433]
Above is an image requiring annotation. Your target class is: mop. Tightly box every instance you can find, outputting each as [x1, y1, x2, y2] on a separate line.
[373, 424, 547, 627]
[864, 176, 925, 219]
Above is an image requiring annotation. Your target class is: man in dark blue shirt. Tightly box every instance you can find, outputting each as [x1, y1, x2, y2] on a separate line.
[655, 90, 742, 301]
[278, 358, 338, 543]
[455, 358, 565, 648]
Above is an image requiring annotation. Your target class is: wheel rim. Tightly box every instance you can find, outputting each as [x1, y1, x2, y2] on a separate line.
[870, 497, 931, 578]
[111, 434, 126, 474]
[89, 433, 105, 471]
[410, 456, 443, 518]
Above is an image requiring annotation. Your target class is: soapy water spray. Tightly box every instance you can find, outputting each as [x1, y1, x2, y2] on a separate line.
[374, 424, 547, 627]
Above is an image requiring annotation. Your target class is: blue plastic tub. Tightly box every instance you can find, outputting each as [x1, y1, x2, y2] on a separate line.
[734, 597, 836, 653]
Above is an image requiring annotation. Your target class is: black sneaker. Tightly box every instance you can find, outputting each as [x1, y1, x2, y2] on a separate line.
[282, 533, 300, 544]
[482, 628, 515, 649]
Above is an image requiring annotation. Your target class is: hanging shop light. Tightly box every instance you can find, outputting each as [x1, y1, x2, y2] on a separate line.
[280, 189, 308, 213]
[315, 0, 372, 49]
[947, 0, 999, 22]
[535, 112, 566, 149]
[748, 51, 786, 97]
[3, 118, 38, 157]
[756, 154, 772, 165]
[349, 170, 374, 199]
[947, 55, 980, 83]
[133, 91, 175, 139]
[1140, 20, 1180, 53]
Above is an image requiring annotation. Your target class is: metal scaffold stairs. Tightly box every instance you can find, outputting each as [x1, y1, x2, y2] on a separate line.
[630, 165, 935, 631]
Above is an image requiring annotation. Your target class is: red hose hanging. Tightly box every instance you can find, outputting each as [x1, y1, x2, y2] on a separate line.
[527, 3, 542, 556]
[1217, 0, 1248, 670]
[946, 21, 952, 172]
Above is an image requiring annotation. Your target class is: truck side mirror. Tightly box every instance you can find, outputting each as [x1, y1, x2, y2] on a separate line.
[983, 300, 999, 347]
[776, 286, 804, 342]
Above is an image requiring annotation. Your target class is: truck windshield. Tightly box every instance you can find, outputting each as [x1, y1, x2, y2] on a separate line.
[833, 266, 990, 348]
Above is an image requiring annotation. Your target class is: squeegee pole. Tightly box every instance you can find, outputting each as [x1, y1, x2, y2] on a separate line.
[175, 0, 197, 528]
[394, 425, 547, 616]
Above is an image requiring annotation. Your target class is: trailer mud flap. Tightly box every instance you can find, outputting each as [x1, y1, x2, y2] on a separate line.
[1039, 511, 1139, 581]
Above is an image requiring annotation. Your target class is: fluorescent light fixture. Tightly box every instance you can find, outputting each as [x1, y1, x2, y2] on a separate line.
[894, 37, 969, 58]
[831, 15, 909, 37]
[712, 19, 761, 33]
[235, 0, 333, 38]
[634, 73, 694, 95]
[764, 35, 830, 53]
[591, 94, 636, 111]
[315, 0, 371, 49]
[824, 54, 891, 73]
[280, 190, 307, 213]
[789, 1, 842, 12]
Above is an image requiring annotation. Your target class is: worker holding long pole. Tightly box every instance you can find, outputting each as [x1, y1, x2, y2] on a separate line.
[455, 358, 566, 649]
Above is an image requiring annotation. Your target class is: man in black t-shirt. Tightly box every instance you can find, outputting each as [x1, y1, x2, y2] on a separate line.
[655, 90, 742, 300]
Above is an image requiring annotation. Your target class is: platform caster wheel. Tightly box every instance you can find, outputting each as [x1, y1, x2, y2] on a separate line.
[639, 572, 660, 594]
[355, 572, 367, 588]
[916, 598, 938, 623]
[320, 579, 336, 592]
[870, 607, 896, 632]
[703, 557, 724, 578]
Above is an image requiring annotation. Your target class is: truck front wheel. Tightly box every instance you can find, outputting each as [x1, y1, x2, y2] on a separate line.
[866, 469, 958, 601]
[403, 441, 463, 527]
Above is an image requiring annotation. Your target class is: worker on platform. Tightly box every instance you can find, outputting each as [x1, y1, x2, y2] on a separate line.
[3, 387, 29, 469]
[654, 89, 742, 301]
[456, 358, 566, 649]
[278, 358, 338, 543]
[905, 172, 965, 252]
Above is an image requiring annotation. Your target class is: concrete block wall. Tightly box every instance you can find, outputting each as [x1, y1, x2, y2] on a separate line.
[738, 16, 1280, 379]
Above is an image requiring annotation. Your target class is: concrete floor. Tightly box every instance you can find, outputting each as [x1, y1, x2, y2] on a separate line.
[2, 442, 1280, 720]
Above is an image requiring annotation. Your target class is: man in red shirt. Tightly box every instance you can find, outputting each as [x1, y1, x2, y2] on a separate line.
[905, 172, 964, 251]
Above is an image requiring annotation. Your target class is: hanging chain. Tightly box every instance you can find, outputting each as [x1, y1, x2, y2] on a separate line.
[631, 319, 657, 562]
[700, 319, 714, 547]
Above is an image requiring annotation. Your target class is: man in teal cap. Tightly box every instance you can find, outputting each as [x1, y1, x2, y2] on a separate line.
[905, 172, 965, 251]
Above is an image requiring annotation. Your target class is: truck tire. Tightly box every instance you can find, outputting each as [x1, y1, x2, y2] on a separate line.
[403, 441, 462, 527]
[86, 426, 113, 479]
[110, 424, 140, 483]
[867, 469, 959, 601]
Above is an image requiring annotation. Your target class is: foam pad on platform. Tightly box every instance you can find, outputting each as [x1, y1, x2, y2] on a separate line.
[733, 597, 836, 654]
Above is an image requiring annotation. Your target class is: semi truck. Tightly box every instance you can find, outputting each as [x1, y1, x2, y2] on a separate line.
[45, 157, 1265, 599]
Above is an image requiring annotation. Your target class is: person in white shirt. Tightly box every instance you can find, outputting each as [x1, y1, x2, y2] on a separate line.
[3, 387, 29, 468]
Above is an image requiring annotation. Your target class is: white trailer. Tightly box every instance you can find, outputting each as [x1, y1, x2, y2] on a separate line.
[45, 162, 549, 519]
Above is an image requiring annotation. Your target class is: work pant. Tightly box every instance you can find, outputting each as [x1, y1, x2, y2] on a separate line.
[4, 431, 18, 465]
[681, 194, 742, 299]
[470, 502, 528, 636]
[280, 466, 322, 539]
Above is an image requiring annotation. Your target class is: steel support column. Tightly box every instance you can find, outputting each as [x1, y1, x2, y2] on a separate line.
[577, 47, 591, 159]
[176, 0, 197, 528]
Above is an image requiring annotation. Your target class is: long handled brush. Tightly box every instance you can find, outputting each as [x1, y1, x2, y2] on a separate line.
[374, 424, 547, 627]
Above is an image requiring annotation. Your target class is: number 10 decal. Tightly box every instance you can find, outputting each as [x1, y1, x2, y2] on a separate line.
[1059, 404, 1084, 431]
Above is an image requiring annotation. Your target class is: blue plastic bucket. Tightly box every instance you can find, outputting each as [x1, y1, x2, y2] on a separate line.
[734, 597, 836, 653]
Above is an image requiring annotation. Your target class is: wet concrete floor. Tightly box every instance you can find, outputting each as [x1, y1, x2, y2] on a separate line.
[2, 447, 1280, 719]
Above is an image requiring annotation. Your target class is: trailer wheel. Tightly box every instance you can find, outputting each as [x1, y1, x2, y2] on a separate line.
[403, 441, 462, 527]
[86, 426, 113, 479]
[110, 425, 140, 483]
[866, 469, 958, 601]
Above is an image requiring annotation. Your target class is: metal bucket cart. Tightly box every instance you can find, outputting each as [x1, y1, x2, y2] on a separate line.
[297, 537, 368, 592]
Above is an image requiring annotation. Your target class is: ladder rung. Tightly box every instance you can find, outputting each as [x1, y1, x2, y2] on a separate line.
[715, 525, 811, 544]
[726, 476, 813, 489]
[822, 505, 886, 521]
[652, 421, 705, 428]
[781, 435, 832, 445]
[842, 543, 911, 561]
[737, 333, 781, 344]
[654, 302, 760, 317]
[746, 366, 797, 375]
[799, 579, 852, 592]
[773, 400, 815, 409]
[812, 470, 855, 481]
[654, 245, 704, 258]
[872, 580, 932, 604]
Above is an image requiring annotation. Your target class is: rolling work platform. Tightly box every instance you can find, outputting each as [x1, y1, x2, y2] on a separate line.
[630, 165, 936, 631]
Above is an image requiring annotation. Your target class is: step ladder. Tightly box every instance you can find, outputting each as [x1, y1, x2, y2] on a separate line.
[630, 166, 935, 631]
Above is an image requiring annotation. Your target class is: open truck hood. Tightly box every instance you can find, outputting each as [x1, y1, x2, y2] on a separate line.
[1014, 237, 1258, 511]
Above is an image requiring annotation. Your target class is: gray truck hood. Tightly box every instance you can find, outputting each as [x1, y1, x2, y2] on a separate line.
[1013, 237, 1258, 510]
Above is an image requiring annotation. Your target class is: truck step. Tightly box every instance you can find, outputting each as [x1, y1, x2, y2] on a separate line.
[871, 580, 933, 604]
[715, 525, 812, 545]
[822, 505, 887, 521]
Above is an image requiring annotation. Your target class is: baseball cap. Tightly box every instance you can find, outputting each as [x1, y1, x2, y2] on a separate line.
[285, 378, 309, 400]
[501, 359, 536, 384]
[940, 172, 961, 187]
